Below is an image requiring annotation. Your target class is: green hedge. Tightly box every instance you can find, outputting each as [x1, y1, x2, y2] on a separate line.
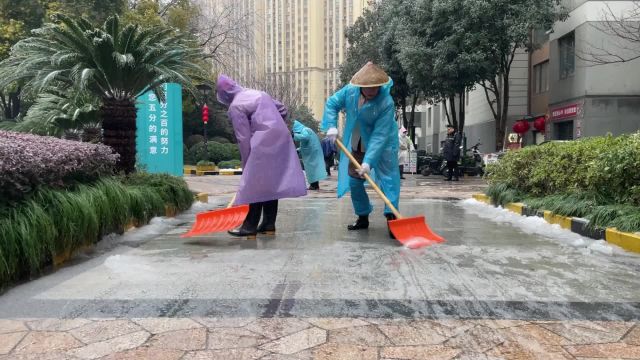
[485, 133, 640, 232]
[0, 174, 193, 288]
[218, 160, 242, 169]
[184, 141, 240, 165]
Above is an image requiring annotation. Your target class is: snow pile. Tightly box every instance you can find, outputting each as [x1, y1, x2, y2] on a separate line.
[459, 199, 624, 256]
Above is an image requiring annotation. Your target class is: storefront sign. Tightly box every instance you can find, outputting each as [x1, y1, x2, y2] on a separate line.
[136, 83, 184, 176]
[551, 103, 579, 121]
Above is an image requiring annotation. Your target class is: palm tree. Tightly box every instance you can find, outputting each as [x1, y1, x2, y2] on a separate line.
[0, 14, 206, 173]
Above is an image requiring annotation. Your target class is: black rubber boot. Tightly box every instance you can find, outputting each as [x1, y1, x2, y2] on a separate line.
[257, 200, 278, 235]
[385, 213, 397, 240]
[308, 182, 320, 190]
[399, 165, 406, 179]
[347, 215, 369, 230]
[229, 202, 261, 238]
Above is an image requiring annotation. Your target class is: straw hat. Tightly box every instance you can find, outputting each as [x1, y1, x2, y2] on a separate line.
[350, 62, 390, 87]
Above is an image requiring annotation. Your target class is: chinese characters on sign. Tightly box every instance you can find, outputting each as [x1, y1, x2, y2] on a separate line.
[550, 103, 579, 121]
[136, 83, 184, 176]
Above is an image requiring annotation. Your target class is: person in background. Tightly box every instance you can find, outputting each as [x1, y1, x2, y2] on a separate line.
[397, 127, 414, 179]
[292, 120, 327, 190]
[442, 125, 462, 181]
[215, 74, 307, 237]
[322, 62, 400, 239]
[321, 135, 337, 176]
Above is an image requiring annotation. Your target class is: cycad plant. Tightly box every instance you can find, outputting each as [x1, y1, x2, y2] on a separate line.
[0, 15, 205, 173]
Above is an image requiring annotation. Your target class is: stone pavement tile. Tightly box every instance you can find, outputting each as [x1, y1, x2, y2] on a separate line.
[430, 319, 477, 337]
[132, 318, 202, 334]
[471, 320, 530, 329]
[69, 319, 142, 344]
[182, 348, 269, 360]
[260, 350, 312, 359]
[453, 353, 504, 360]
[67, 330, 149, 360]
[500, 324, 572, 346]
[146, 328, 207, 351]
[208, 327, 269, 350]
[538, 321, 634, 344]
[26, 318, 92, 332]
[0, 352, 75, 360]
[305, 318, 370, 330]
[0, 331, 27, 355]
[329, 324, 392, 346]
[102, 346, 184, 360]
[444, 326, 505, 353]
[565, 343, 640, 359]
[378, 321, 449, 346]
[487, 341, 574, 360]
[381, 345, 461, 360]
[624, 325, 640, 345]
[0, 320, 27, 334]
[245, 318, 311, 340]
[192, 317, 255, 328]
[312, 343, 378, 360]
[14, 331, 83, 354]
[259, 327, 327, 355]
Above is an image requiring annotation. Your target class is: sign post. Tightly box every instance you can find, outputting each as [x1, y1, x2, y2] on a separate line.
[136, 83, 184, 176]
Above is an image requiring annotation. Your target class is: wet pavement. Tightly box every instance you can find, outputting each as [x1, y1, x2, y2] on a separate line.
[1, 175, 640, 359]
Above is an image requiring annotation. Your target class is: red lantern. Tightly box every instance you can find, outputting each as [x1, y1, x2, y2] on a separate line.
[533, 116, 546, 133]
[512, 120, 530, 134]
[202, 104, 209, 124]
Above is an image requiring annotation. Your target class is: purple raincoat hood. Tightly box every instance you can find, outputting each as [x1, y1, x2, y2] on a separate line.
[216, 74, 243, 106]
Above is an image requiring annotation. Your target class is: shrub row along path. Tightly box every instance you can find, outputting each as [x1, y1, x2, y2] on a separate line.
[1, 175, 640, 359]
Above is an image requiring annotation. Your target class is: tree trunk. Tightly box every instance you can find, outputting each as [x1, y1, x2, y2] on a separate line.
[409, 92, 419, 144]
[458, 91, 466, 133]
[400, 97, 408, 129]
[448, 96, 458, 129]
[101, 98, 138, 174]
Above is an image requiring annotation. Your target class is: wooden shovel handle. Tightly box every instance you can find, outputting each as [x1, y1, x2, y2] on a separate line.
[335, 139, 403, 219]
[227, 193, 237, 208]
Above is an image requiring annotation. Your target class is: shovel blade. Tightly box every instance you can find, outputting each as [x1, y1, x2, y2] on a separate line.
[389, 216, 445, 249]
[181, 205, 250, 238]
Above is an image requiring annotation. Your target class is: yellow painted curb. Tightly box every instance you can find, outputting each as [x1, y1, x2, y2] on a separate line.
[219, 169, 236, 176]
[505, 203, 525, 215]
[472, 194, 491, 204]
[543, 211, 572, 230]
[606, 228, 640, 254]
[196, 193, 209, 203]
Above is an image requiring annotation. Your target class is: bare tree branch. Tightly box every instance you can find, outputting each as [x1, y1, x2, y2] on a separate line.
[579, 2, 640, 65]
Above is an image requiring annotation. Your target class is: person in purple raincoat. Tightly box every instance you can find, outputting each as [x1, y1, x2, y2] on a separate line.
[216, 75, 307, 237]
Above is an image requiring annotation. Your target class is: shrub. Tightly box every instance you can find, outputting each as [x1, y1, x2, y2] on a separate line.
[0, 130, 118, 203]
[218, 160, 242, 169]
[211, 136, 231, 144]
[185, 141, 240, 165]
[0, 174, 193, 288]
[486, 134, 639, 204]
[197, 160, 215, 166]
[185, 134, 205, 149]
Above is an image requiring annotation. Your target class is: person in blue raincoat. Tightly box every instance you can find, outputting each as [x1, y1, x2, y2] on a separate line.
[292, 120, 327, 190]
[322, 62, 400, 239]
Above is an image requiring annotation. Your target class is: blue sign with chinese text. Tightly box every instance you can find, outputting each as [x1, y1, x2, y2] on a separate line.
[136, 83, 183, 176]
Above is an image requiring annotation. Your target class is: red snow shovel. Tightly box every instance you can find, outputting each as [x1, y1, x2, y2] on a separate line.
[181, 194, 249, 238]
[335, 139, 445, 249]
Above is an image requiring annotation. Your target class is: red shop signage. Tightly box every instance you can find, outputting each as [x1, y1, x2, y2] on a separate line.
[551, 103, 579, 121]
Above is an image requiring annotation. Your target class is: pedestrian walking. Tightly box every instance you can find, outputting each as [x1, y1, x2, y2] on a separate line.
[321, 136, 337, 176]
[442, 125, 463, 181]
[215, 75, 307, 236]
[398, 127, 414, 179]
[322, 62, 400, 239]
[292, 120, 327, 190]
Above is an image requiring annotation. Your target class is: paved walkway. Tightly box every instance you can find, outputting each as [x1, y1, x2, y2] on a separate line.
[2, 175, 640, 359]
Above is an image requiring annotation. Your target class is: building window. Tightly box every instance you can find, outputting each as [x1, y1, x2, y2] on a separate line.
[533, 61, 549, 94]
[559, 32, 575, 80]
[532, 28, 549, 46]
[428, 108, 432, 128]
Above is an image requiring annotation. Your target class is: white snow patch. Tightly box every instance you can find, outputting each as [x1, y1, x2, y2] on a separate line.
[459, 199, 622, 256]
